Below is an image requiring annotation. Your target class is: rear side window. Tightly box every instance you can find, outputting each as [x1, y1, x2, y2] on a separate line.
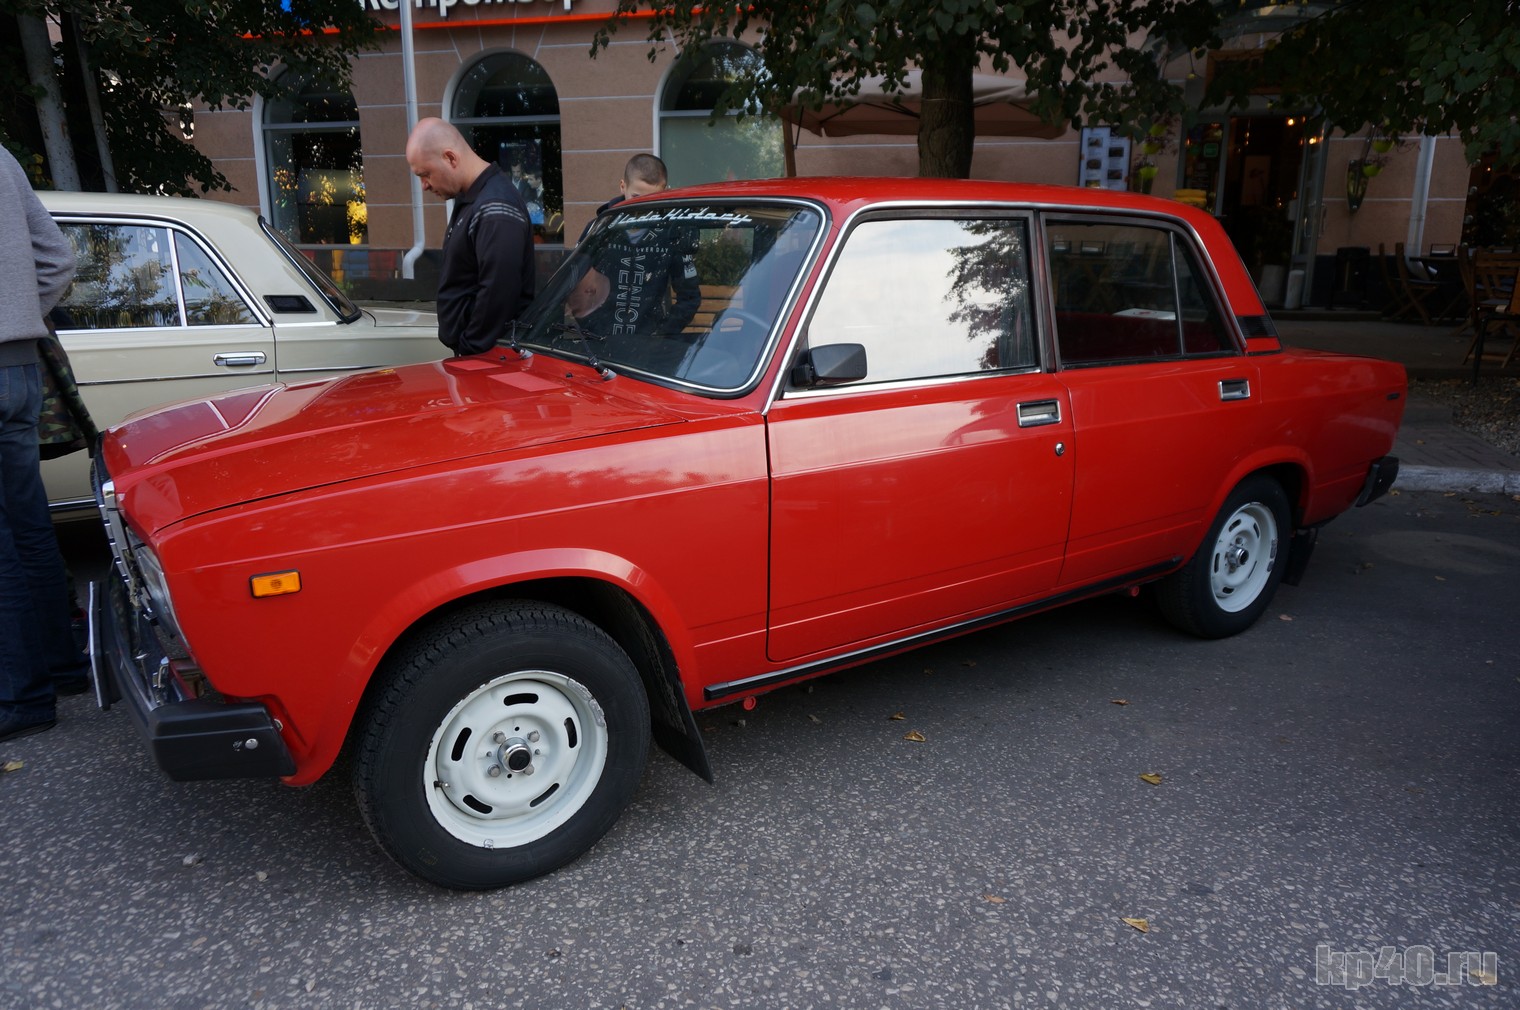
[806, 216, 1037, 385]
[55, 223, 180, 329]
[53, 222, 257, 331]
[1047, 221, 1235, 366]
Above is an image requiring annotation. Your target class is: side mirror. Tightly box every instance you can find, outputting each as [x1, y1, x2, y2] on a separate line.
[791, 342, 867, 387]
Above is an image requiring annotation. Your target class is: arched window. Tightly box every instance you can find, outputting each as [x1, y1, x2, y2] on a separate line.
[659, 42, 783, 187]
[263, 74, 367, 246]
[452, 52, 564, 243]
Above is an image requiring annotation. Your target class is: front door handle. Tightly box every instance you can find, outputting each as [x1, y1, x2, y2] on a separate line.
[214, 352, 267, 368]
[1017, 399, 1062, 427]
[1219, 378, 1251, 401]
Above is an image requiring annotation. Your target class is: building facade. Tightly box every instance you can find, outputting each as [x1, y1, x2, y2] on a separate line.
[183, 0, 1471, 307]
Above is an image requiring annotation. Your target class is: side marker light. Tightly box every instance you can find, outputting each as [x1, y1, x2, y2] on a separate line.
[251, 570, 302, 598]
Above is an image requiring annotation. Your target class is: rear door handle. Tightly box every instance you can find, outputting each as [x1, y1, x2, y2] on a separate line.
[1017, 399, 1061, 427]
[214, 352, 267, 368]
[1219, 378, 1251, 401]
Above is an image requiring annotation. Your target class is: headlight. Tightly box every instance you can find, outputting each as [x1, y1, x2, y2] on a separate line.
[134, 546, 187, 645]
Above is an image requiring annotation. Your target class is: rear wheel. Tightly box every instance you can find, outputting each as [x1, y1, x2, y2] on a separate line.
[354, 601, 650, 890]
[1156, 475, 1290, 639]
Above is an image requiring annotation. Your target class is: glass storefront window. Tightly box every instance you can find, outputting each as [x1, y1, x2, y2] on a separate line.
[659, 42, 783, 187]
[452, 52, 564, 244]
[263, 75, 367, 246]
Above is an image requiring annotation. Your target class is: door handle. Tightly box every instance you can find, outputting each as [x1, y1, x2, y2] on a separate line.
[1017, 399, 1061, 427]
[214, 352, 267, 368]
[1219, 378, 1251, 401]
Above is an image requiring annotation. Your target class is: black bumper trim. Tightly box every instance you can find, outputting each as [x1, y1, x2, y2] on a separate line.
[1356, 455, 1400, 506]
[90, 577, 296, 781]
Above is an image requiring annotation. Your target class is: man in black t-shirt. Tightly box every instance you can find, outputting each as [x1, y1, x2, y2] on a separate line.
[573, 215, 702, 338]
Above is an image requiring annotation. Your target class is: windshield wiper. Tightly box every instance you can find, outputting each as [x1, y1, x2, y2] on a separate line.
[549, 323, 615, 380]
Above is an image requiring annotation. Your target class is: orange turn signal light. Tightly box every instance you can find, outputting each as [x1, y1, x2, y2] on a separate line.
[250, 570, 302, 598]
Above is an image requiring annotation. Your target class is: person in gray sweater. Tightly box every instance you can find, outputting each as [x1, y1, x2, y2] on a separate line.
[0, 146, 90, 742]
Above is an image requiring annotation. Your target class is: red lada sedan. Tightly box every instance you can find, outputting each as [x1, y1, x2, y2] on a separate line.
[89, 178, 1404, 889]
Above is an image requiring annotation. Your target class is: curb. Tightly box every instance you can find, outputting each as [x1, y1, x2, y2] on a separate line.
[1395, 466, 1520, 495]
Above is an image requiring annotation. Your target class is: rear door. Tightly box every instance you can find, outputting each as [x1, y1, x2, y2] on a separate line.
[766, 212, 1074, 662]
[45, 216, 274, 505]
[1043, 216, 1262, 586]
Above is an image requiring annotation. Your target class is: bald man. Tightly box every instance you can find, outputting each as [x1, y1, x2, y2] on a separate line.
[405, 117, 535, 355]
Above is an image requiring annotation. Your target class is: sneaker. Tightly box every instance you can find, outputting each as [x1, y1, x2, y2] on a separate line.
[0, 714, 57, 742]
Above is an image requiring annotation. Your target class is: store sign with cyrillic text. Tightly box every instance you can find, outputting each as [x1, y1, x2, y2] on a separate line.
[360, 0, 576, 17]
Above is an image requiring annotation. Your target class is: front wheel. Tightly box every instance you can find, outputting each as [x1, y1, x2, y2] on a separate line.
[1155, 475, 1291, 639]
[354, 602, 650, 890]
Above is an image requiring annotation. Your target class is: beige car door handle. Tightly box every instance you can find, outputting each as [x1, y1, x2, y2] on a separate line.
[214, 352, 268, 367]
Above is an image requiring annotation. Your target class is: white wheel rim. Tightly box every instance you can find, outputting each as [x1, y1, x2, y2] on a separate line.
[424, 670, 608, 849]
[1208, 501, 1279, 613]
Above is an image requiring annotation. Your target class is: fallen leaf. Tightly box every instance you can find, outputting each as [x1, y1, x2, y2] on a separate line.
[1111, 699, 1129, 706]
[1122, 917, 1150, 933]
[1278, 614, 1294, 622]
[1435, 575, 1446, 581]
[889, 711, 905, 721]
[1139, 773, 1163, 785]
[808, 714, 821, 724]
[2, 760, 23, 773]
[961, 660, 977, 668]
[904, 730, 926, 743]
[1470, 968, 1498, 985]
[982, 895, 1007, 904]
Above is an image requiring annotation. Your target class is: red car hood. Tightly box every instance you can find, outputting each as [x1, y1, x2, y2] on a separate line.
[102, 356, 687, 532]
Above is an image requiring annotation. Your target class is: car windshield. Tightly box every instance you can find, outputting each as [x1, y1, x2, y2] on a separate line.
[516, 201, 823, 392]
[260, 219, 363, 323]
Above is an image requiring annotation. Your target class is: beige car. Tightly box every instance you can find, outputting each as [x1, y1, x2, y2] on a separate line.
[40, 191, 442, 513]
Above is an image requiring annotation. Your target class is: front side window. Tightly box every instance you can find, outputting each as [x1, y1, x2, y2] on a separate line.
[805, 217, 1038, 385]
[659, 42, 783, 186]
[1047, 221, 1235, 365]
[518, 201, 822, 391]
[263, 74, 368, 246]
[175, 235, 257, 326]
[53, 223, 257, 331]
[452, 52, 564, 244]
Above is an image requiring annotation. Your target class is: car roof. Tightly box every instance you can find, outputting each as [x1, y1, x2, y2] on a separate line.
[36, 190, 264, 227]
[650, 176, 1210, 220]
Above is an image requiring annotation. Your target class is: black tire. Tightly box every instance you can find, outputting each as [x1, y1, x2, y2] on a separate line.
[353, 601, 650, 890]
[1155, 475, 1291, 639]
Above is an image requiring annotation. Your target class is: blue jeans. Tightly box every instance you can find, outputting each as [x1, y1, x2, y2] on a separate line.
[1, 361, 85, 722]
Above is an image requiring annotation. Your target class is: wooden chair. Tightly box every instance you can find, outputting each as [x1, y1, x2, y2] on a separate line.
[1448, 244, 1478, 337]
[1377, 243, 1439, 323]
[1396, 242, 1442, 324]
[1468, 252, 1520, 377]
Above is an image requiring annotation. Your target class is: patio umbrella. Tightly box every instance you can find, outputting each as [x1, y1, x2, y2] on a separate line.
[780, 70, 1065, 174]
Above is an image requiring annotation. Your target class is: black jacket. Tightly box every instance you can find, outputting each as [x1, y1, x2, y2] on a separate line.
[437, 164, 535, 355]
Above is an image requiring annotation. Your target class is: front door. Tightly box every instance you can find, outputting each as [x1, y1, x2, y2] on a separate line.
[766, 214, 1074, 662]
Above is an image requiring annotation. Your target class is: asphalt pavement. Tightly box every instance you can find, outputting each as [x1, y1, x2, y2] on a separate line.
[4, 489, 1518, 1010]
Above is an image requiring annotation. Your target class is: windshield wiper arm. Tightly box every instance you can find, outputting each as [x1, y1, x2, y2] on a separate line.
[549, 323, 615, 379]
[501, 318, 532, 357]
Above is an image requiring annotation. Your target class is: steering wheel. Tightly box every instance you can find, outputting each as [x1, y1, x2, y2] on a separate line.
[679, 309, 772, 385]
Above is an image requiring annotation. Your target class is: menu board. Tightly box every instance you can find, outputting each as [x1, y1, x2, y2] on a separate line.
[1078, 126, 1131, 191]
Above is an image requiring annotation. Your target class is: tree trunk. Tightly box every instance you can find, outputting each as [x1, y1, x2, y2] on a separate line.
[917, 35, 976, 179]
[65, 13, 117, 192]
[17, 14, 81, 190]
